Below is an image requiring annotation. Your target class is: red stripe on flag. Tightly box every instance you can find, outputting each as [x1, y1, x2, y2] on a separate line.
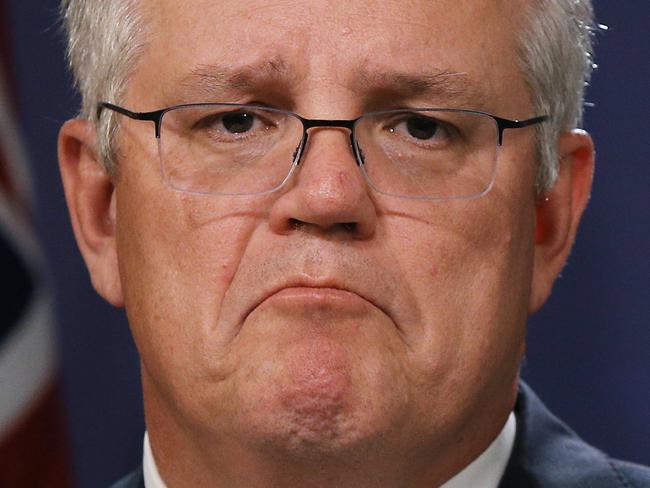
[0, 380, 73, 488]
[0, 140, 17, 203]
[0, 0, 18, 203]
[0, 0, 18, 105]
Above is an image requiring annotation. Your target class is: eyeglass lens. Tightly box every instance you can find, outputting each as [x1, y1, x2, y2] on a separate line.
[158, 105, 500, 199]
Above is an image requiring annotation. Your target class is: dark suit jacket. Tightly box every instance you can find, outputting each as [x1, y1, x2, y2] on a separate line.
[498, 383, 649, 487]
[110, 382, 650, 487]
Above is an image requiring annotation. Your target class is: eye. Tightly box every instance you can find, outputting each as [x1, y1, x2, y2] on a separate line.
[216, 110, 265, 135]
[221, 111, 256, 134]
[387, 113, 454, 146]
[404, 116, 440, 140]
[192, 109, 275, 138]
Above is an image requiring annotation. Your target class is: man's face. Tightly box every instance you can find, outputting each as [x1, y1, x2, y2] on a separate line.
[115, 0, 537, 468]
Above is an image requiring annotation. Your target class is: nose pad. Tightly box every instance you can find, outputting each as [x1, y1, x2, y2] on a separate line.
[352, 136, 366, 167]
[350, 133, 363, 166]
[292, 134, 308, 166]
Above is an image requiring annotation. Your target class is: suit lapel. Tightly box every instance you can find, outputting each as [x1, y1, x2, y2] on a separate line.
[499, 382, 624, 487]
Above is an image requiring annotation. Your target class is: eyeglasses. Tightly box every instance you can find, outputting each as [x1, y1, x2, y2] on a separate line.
[98, 102, 548, 200]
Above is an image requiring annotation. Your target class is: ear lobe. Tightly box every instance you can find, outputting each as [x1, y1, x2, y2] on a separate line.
[58, 119, 124, 307]
[529, 129, 594, 314]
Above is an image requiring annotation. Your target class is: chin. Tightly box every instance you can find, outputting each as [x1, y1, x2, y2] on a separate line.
[231, 337, 407, 463]
[245, 399, 393, 466]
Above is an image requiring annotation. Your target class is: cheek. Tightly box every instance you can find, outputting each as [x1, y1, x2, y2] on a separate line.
[114, 179, 266, 395]
[384, 194, 534, 368]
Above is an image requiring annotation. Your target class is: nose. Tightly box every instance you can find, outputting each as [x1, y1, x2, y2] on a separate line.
[268, 128, 377, 239]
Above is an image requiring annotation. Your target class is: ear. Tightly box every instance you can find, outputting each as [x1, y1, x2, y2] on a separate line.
[58, 119, 124, 307]
[529, 129, 594, 314]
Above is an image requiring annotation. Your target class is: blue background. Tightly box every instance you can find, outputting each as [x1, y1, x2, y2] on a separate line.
[6, 1, 649, 486]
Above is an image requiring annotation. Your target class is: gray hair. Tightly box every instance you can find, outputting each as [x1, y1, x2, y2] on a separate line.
[519, 0, 598, 193]
[60, 0, 597, 192]
[60, 0, 147, 172]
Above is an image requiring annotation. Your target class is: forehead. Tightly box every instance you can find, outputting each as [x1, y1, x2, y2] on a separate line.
[135, 0, 531, 113]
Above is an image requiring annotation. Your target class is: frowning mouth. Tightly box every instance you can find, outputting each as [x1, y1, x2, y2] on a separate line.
[263, 286, 367, 307]
[243, 280, 388, 323]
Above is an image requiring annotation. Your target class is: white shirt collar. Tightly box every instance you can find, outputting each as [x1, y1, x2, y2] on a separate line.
[143, 412, 516, 488]
[143, 432, 167, 488]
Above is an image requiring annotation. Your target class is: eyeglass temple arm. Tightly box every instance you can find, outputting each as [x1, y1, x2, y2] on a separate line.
[97, 102, 165, 137]
[494, 115, 549, 145]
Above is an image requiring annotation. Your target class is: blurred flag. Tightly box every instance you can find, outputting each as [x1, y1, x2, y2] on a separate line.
[0, 2, 72, 486]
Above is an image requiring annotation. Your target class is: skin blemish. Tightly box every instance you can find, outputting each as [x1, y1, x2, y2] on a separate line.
[220, 261, 236, 285]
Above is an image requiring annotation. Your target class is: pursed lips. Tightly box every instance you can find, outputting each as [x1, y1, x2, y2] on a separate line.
[242, 277, 393, 324]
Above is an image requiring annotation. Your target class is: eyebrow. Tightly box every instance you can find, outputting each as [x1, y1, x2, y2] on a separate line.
[173, 58, 297, 102]
[172, 59, 489, 110]
[355, 67, 489, 110]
